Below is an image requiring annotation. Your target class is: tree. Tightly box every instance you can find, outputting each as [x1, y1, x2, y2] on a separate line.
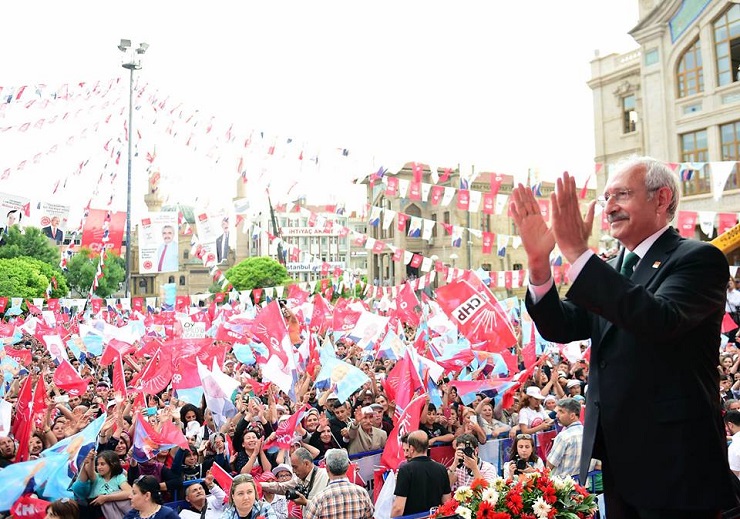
[225, 256, 290, 290]
[64, 248, 126, 298]
[0, 226, 60, 267]
[0, 256, 69, 298]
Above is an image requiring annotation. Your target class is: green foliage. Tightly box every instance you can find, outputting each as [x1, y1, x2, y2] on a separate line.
[225, 256, 290, 290]
[0, 226, 61, 267]
[64, 248, 126, 298]
[0, 256, 69, 298]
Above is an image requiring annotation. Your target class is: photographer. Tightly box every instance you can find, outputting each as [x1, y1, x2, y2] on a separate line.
[258, 447, 329, 512]
[447, 433, 497, 490]
[503, 433, 544, 479]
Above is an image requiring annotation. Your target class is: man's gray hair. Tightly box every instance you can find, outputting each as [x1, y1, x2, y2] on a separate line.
[324, 448, 349, 476]
[557, 397, 581, 415]
[293, 447, 314, 464]
[612, 155, 679, 221]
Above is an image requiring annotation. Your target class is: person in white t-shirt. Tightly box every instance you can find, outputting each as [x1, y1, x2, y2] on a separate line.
[518, 386, 555, 435]
[724, 410, 740, 478]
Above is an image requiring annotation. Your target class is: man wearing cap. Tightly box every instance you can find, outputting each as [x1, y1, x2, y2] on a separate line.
[566, 379, 583, 399]
[259, 448, 329, 512]
[179, 473, 226, 519]
[347, 405, 387, 455]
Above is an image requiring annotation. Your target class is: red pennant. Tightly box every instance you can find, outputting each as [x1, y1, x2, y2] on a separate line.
[381, 395, 426, 470]
[53, 359, 90, 396]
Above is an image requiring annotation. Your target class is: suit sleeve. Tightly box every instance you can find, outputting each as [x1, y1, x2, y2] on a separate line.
[566, 242, 727, 342]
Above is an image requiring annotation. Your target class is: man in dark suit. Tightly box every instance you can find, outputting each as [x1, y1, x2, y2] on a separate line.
[215, 217, 230, 263]
[42, 216, 64, 244]
[510, 157, 736, 518]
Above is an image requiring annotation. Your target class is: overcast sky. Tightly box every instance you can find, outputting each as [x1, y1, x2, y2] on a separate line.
[0, 1, 640, 217]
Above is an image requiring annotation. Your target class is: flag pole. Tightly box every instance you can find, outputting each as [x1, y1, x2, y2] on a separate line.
[267, 190, 285, 265]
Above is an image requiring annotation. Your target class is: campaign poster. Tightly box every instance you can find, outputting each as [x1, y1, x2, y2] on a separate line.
[0, 192, 30, 233]
[138, 212, 179, 274]
[195, 209, 235, 265]
[80, 209, 126, 254]
[38, 202, 70, 244]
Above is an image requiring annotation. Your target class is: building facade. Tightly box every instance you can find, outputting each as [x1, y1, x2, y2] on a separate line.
[589, 0, 740, 263]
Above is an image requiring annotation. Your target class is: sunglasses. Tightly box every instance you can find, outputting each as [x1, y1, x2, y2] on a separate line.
[516, 434, 532, 440]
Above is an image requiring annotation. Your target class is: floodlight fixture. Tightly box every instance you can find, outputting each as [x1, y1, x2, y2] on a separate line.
[118, 39, 131, 52]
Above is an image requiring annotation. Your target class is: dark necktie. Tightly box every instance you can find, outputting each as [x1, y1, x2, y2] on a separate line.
[620, 251, 639, 278]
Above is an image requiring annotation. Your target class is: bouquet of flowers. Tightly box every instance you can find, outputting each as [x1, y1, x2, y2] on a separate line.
[432, 469, 598, 519]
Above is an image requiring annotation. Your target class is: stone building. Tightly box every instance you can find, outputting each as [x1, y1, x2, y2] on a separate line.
[589, 0, 740, 263]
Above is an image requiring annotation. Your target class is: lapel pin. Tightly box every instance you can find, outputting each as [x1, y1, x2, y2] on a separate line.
[652, 261, 661, 269]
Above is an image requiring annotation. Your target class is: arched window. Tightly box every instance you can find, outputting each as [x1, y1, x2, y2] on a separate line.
[677, 39, 703, 97]
[168, 275, 175, 283]
[714, 5, 740, 87]
[179, 275, 186, 286]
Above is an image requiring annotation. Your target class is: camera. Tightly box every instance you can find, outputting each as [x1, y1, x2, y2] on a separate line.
[515, 458, 528, 474]
[457, 442, 475, 468]
[286, 484, 308, 501]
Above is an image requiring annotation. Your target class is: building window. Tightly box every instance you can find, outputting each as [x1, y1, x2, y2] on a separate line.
[179, 275, 186, 286]
[622, 94, 637, 133]
[680, 129, 709, 195]
[721, 121, 740, 190]
[677, 39, 703, 98]
[644, 48, 659, 66]
[431, 213, 437, 237]
[168, 275, 175, 283]
[714, 5, 740, 87]
[183, 250, 189, 259]
[443, 211, 450, 225]
[481, 213, 492, 233]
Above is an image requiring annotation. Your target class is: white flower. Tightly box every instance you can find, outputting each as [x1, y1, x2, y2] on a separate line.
[533, 496, 552, 519]
[550, 475, 566, 491]
[454, 486, 472, 502]
[481, 487, 499, 504]
[455, 506, 472, 519]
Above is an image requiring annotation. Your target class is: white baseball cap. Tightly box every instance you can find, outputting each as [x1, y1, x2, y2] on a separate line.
[525, 386, 546, 400]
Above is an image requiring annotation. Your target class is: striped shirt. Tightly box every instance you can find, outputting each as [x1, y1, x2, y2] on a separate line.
[547, 420, 583, 477]
[304, 478, 373, 519]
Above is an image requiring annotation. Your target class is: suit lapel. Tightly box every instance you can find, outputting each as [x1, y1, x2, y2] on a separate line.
[630, 228, 681, 287]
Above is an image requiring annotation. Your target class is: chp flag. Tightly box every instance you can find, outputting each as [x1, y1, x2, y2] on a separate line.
[434, 272, 517, 353]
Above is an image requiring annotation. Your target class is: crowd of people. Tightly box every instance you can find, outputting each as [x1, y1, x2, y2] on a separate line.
[3, 155, 740, 519]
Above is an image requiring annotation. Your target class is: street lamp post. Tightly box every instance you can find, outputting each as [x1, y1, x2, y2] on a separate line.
[118, 39, 149, 298]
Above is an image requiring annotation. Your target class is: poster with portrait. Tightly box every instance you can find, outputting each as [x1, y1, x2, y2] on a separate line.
[138, 212, 179, 274]
[80, 209, 126, 254]
[38, 201, 70, 244]
[0, 192, 30, 234]
[195, 208, 235, 265]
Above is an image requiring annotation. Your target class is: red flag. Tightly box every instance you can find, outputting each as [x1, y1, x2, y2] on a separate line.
[113, 354, 127, 401]
[579, 174, 591, 200]
[251, 301, 290, 366]
[434, 273, 517, 351]
[331, 305, 362, 334]
[263, 404, 311, 450]
[310, 294, 333, 334]
[211, 460, 233, 495]
[384, 350, 423, 414]
[394, 283, 421, 328]
[381, 395, 426, 470]
[53, 359, 90, 396]
[101, 338, 134, 366]
[286, 284, 309, 307]
[0, 297, 7, 314]
[11, 495, 50, 519]
[12, 377, 34, 462]
[244, 377, 272, 396]
[522, 327, 537, 369]
[722, 312, 739, 333]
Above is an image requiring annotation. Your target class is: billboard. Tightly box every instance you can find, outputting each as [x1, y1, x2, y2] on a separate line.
[195, 209, 235, 265]
[138, 212, 180, 274]
[0, 192, 30, 235]
[80, 209, 126, 254]
[38, 201, 70, 244]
